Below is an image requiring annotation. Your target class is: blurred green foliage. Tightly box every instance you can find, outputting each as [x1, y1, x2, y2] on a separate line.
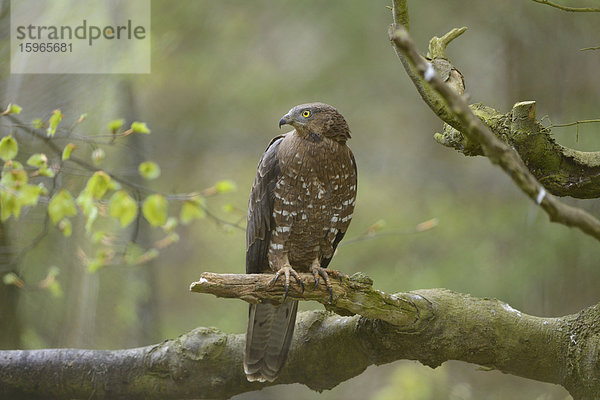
[2, 0, 600, 398]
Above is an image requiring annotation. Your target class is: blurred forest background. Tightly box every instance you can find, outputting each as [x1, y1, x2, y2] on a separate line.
[1, 1, 599, 399]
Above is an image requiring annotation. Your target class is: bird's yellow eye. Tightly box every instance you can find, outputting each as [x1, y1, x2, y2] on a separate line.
[302, 110, 311, 118]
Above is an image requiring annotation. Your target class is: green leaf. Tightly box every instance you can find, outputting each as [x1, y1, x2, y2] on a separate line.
[26, 153, 47, 167]
[47, 109, 63, 137]
[91, 148, 105, 166]
[1, 162, 27, 186]
[82, 171, 116, 200]
[137, 248, 159, 264]
[215, 179, 237, 194]
[156, 232, 180, 248]
[7, 160, 23, 170]
[222, 203, 235, 213]
[124, 244, 160, 265]
[47, 266, 60, 278]
[26, 153, 54, 177]
[84, 205, 98, 232]
[74, 187, 100, 233]
[32, 118, 44, 129]
[62, 143, 76, 161]
[37, 165, 55, 178]
[88, 249, 113, 272]
[39, 266, 63, 297]
[130, 121, 150, 134]
[75, 183, 104, 232]
[0, 191, 21, 222]
[108, 118, 124, 133]
[92, 231, 107, 244]
[48, 280, 64, 298]
[124, 242, 144, 265]
[58, 218, 72, 237]
[0, 136, 18, 161]
[3, 272, 23, 287]
[3, 272, 17, 285]
[6, 104, 22, 115]
[180, 199, 206, 224]
[87, 259, 103, 273]
[109, 190, 138, 227]
[138, 161, 161, 180]
[75, 192, 93, 215]
[142, 194, 167, 226]
[163, 217, 178, 232]
[19, 183, 46, 207]
[48, 189, 77, 225]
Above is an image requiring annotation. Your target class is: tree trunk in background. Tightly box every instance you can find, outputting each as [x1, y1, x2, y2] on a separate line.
[0, 222, 21, 349]
[120, 79, 161, 346]
[0, 2, 21, 350]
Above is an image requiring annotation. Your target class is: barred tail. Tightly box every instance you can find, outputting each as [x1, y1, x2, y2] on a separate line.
[243, 301, 298, 382]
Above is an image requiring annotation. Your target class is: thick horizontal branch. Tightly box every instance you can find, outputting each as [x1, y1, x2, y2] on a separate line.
[2, 272, 599, 399]
[190, 272, 425, 326]
[190, 272, 600, 399]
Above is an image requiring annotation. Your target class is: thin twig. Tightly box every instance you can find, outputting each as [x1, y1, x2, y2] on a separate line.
[2, 116, 243, 229]
[341, 218, 438, 247]
[550, 119, 600, 128]
[530, 0, 600, 12]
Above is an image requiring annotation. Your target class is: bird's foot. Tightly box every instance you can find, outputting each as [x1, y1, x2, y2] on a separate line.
[269, 264, 305, 300]
[310, 266, 347, 304]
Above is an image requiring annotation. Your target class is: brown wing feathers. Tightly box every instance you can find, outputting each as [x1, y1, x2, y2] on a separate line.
[246, 135, 285, 274]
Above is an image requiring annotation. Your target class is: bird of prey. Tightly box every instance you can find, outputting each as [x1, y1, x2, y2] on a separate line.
[244, 102, 357, 382]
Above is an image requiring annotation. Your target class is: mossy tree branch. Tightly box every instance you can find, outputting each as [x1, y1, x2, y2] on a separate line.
[389, 0, 600, 243]
[2, 272, 598, 399]
[189, 272, 425, 326]
[435, 101, 600, 198]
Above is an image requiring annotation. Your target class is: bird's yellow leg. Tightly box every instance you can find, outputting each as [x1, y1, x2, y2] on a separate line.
[269, 254, 305, 299]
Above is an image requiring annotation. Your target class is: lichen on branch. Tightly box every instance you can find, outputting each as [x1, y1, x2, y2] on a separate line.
[435, 101, 600, 199]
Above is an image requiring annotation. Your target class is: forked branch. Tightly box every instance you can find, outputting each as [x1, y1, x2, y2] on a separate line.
[389, 0, 600, 243]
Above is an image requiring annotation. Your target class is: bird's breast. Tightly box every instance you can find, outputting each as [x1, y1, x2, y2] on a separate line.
[270, 133, 356, 269]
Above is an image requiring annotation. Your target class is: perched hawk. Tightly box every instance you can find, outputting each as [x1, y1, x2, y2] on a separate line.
[244, 102, 357, 382]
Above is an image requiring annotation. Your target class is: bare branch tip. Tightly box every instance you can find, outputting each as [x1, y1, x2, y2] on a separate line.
[428, 27, 468, 59]
[442, 26, 468, 42]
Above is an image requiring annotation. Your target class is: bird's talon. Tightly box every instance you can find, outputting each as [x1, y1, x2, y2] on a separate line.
[310, 266, 346, 303]
[270, 265, 303, 299]
[269, 272, 281, 287]
[294, 276, 305, 293]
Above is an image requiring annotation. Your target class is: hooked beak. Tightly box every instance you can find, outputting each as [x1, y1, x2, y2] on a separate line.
[279, 114, 291, 129]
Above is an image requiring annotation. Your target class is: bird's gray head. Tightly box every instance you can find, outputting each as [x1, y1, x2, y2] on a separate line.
[279, 102, 351, 144]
